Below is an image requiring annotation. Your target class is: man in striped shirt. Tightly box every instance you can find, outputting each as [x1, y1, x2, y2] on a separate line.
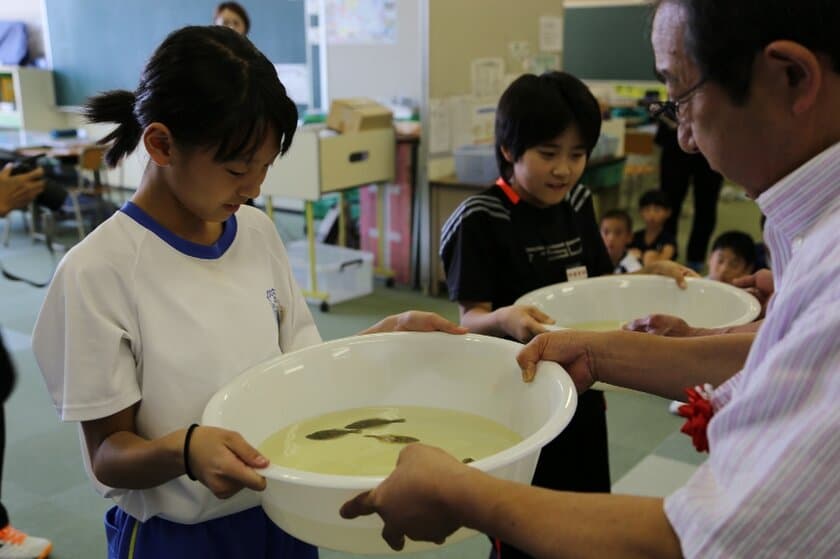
[340, 1, 839, 557]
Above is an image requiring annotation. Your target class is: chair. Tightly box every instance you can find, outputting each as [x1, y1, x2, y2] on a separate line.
[620, 129, 659, 209]
[63, 146, 113, 240]
[1, 206, 34, 246]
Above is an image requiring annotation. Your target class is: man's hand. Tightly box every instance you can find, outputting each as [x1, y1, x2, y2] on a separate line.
[623, 314, 697, 337]
[517, 331, 599, 391]
[0, 163, 45, 217]
[340, 444, 469, 550]
[732, 269, 774, 316]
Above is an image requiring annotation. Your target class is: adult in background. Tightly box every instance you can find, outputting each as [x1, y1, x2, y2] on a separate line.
[0, 165, 52, 558]
[213, 2, 250, 36]
[655, 118, 723, 272]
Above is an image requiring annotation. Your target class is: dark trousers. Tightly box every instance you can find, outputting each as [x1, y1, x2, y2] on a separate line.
[491, 390, 610, 558]
[660, 145, 724, 264]
[0, 332, 16, 528]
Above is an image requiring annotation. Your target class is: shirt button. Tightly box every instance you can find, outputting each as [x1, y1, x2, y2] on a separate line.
[792, 236, 804, 251]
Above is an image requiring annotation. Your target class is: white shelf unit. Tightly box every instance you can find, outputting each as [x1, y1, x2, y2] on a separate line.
[0, 66, 67, 131]
[262, 126, 396, 309]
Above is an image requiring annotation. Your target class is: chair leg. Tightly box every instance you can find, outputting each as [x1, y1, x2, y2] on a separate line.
[1, 216, 9, 247]
[71, 194, 86, 240]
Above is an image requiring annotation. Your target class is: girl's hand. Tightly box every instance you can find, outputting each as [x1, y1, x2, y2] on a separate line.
[361, 311, 468, 335]
[186, 426, 269, 499]
[497, 305, 555, 343]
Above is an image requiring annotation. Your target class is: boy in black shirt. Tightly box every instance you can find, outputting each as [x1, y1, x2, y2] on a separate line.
[628, 189, 678, 266]
[440, 72, 612, 559]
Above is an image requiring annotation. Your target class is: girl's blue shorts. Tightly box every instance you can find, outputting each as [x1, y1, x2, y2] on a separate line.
[105, 505, 318, 559]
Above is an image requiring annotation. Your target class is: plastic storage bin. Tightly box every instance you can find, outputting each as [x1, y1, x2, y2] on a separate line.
[286, 240, 374, 309]
[454, 144, 497, 184]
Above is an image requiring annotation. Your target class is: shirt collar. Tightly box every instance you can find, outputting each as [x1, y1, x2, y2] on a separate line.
[120, 201, 237, 259]
[756, 141, 840, 243]
[495, 177, 520, 205]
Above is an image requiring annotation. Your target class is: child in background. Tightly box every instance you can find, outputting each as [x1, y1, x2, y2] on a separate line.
[31, 26, 462, 559]
[599, 209, 641, 273]
[628, 189, 677, 266]
[707, 231, 756, 284]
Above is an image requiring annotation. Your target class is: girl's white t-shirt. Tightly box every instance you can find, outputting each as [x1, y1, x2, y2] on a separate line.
[32, 203, 321, 524]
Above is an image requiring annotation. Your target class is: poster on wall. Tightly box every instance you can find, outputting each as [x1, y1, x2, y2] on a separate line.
[326, 0, 398, 44]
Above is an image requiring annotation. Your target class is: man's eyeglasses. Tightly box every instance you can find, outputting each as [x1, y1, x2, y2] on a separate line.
[648, 77, 707, 123]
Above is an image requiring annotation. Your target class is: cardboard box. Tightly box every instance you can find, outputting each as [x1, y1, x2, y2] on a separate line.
[326, 98, 393, 134]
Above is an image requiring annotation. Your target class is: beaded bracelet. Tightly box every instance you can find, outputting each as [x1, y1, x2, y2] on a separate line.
[183, 423, 200, 481]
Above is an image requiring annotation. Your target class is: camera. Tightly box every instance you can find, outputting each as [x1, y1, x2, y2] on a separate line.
[7, 153, 69, 212]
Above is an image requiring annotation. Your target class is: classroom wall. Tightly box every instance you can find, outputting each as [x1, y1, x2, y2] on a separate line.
[0, 0, 45, 61]
[428, 0, 564, 98]
[326, 0, 422, 104]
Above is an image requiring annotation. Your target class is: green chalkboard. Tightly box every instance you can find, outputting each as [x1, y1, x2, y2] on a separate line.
[563, 5, 656, 81]
[44, 0, 307, 107]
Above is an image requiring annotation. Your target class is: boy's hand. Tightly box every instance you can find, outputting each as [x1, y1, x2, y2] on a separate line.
[360, 311, 468, 335]
[497, 305, 555, 343]
[187, 426, 269, 499]
[639, 260, 698, 289]
[623, 314, 696, 337]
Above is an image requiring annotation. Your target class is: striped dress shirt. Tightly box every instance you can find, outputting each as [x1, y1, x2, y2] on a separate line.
[664, 141, 840, 557]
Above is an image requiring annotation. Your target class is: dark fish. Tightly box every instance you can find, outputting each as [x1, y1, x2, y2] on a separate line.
[345, 418, 406, 430]
[305, 428, 359, 440]
[461, 458, 475, 464]
[364, 434, 420, 444]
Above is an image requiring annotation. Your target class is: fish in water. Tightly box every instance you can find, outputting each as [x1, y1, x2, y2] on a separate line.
[364, 434, 420, 444]
[461, 458, 474, 464]
[344, 418, 406, 430]
[305, 428, 360, 440]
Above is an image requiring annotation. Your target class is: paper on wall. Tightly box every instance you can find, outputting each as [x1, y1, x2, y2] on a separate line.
[471, 101, 497, 144]
[449, 95, 475, 151]
[429, 98, 452, 155]
[528, 52, 561, 75]
[470, 57, 505, 98]
[275, 64, 312, 107]
[539, 15, 564, 52]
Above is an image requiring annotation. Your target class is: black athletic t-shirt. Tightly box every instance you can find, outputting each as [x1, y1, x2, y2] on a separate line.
[629, 228, 678, 260]
[440, 181, 613, 308]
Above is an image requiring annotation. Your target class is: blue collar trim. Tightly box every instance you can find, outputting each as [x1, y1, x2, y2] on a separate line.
[119, 201, 237, 259]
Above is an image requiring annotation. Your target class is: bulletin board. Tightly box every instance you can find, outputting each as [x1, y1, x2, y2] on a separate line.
[44, 0, 308, 107]
[563, 4, 657, 81]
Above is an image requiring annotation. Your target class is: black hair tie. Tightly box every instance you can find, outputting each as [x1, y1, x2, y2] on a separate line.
[183, 423, 200, 481]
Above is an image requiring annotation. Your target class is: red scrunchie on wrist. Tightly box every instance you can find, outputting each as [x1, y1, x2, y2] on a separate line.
[677, 384, 715, 453]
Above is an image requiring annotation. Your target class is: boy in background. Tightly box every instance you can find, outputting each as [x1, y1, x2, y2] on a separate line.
[599, 209, 641, 273]
[707, 230, 756, 284]
[628, 189, 677, 266]
[440, 71, 612, 559]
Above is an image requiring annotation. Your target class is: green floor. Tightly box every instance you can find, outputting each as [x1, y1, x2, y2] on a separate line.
[0, 192, 761, 558]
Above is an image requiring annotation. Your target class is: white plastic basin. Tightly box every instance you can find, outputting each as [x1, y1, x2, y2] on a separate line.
[202, 331, 576, 554]
[516, 275, 760, 331]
